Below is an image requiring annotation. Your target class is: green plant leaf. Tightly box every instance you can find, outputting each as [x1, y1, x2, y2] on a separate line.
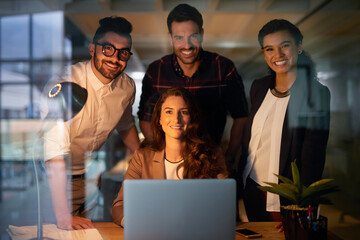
[274, 174, 293, 184]
[258, 183, 298, 203]
[308, 179, 335, 188]
[301, 185, 339, 200]
[263, 182, 299, 193]
[291, 160, 302, 192]
[257, 160, 338, 207]
[300, 180, 339, 206]
[280, 183, 301, 202]
[302, 180, 337, 196]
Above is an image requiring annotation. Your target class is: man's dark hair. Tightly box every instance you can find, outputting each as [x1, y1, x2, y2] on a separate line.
[167, 4, 203, 34]
[258, 19, 303, 47]
[92, 16, 133, 47]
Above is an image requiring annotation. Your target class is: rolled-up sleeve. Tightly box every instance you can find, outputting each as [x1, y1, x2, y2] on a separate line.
[43, 121, 70, 161]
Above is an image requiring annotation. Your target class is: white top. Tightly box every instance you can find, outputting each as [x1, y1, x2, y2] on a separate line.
[242, 89, 290, 212]
[165, 159, 184, 180]
[43, 61, 136, 174]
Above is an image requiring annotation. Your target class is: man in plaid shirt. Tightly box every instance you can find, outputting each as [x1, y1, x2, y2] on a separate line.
[138, 3, 248, 171]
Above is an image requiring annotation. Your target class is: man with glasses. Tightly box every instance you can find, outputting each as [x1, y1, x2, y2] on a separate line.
[43, 16, 139, 230]
[138, 4, 248, 175]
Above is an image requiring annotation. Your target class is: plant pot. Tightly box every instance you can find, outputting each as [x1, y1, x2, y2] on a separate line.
[280, 205, 327, 240]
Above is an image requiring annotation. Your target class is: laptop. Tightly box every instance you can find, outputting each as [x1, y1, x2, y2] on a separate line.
[124, 179, 236, 240]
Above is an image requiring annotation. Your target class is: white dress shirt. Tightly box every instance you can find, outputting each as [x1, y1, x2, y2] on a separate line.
[43, 61, 136, 174]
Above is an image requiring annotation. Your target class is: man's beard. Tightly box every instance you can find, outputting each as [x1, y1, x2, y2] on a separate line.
[94, 52, 124, 80]
[173, 46, 200, 65]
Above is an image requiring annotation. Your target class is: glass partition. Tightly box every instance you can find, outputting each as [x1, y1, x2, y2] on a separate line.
[0, 2, 359, 240]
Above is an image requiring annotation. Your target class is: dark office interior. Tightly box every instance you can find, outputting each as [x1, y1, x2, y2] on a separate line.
[1, 0, 359, 239]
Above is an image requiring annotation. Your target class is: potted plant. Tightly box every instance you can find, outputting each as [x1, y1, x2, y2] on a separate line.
[258, 161, 338, 240]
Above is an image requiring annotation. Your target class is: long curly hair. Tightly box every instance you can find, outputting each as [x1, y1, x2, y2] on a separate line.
[142, 87, 226, 179]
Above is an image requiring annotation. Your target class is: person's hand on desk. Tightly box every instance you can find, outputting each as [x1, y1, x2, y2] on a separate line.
[275, 222, 284, 232]
[57, 215, 95, 230]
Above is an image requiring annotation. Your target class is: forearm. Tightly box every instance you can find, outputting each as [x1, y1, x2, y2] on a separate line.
[46, 157, 71, 220]
[216, 149, 229, 179]
[226, 117, 247, 170]
[46, 156, 95, 230]
[139, 120, 152, 140]
[111, 190, 125, 227]
[118, 125, 140, 154]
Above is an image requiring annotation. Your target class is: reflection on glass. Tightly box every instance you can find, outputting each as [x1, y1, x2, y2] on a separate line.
[0, 62, 30, 83]
[0, 2, 358, 239]
[1, 85, 32, 118]
[0, 10, 69, 237]
[0, 119, 52, 230]
[0, 15, 30, 60]
[32, 61, 66, 87]
[32, 11, 64, 59]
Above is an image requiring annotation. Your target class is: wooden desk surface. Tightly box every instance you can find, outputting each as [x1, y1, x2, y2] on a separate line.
[94, 222, 285, 240]
[237, 222, 284, 239]
[94, 221, 342, 240]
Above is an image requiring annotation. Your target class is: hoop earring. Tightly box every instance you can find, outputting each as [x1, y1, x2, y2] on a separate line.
[298, 50, 303, 54]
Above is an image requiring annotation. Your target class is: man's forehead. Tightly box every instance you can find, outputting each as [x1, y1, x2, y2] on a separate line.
[171, 20, 201, 34]
[98, 32, 131, 47]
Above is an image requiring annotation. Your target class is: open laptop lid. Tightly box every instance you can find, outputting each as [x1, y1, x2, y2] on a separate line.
[124, 179, 236, 240]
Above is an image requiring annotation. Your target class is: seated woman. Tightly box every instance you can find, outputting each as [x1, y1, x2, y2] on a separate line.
[239, 19, 330, 222]
[112, 87, 228, 227]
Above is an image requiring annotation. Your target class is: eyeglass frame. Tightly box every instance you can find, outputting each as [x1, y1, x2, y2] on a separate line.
[94, 41, 133, 61]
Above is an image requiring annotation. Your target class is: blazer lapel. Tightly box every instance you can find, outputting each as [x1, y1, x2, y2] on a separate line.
[152, 149, 165, 179]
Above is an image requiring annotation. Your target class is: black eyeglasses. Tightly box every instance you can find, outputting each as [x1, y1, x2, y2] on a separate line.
[94, 42, 132, 61]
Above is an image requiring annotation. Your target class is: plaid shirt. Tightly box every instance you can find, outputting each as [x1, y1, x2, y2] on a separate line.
[138, 50, 248, 143]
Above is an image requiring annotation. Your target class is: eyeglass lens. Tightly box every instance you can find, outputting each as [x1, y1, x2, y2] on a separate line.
[102, 44, 131, 61]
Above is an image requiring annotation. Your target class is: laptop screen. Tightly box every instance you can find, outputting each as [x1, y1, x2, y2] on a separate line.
[124, 179, 236, 240]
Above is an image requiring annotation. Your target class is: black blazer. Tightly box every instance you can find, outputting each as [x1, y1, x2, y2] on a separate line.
[239, 74, 330, 190]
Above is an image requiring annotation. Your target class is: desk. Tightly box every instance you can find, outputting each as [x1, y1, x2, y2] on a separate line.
[94, 222, 342, 240]
[237, 222, 284, 239]
[94, 222, 284, 239]
[94, 222, 123, 240]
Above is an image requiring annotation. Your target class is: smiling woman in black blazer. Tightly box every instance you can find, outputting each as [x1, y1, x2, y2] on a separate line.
[238, 19, 330, 223]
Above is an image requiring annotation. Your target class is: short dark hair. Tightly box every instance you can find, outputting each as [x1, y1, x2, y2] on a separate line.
[258, 19, 303, 48]
[167, 4, 203, 34]
[92, 16, 132, 47]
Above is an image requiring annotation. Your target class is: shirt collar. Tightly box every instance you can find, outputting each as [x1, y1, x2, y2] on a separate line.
[172, 49, 204, 79]
[87, 60, 121, 92]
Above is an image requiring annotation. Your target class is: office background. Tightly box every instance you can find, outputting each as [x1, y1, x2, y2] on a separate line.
[0, 0, 359, 239]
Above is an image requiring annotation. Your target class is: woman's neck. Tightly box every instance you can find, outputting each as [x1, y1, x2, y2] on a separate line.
[164, 138, 185, 163]
[275, 69, 297, 92]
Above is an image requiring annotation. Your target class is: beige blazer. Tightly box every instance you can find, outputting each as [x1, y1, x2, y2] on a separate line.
[111, 148, 166, 226]
[111, 146, 227, 226]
